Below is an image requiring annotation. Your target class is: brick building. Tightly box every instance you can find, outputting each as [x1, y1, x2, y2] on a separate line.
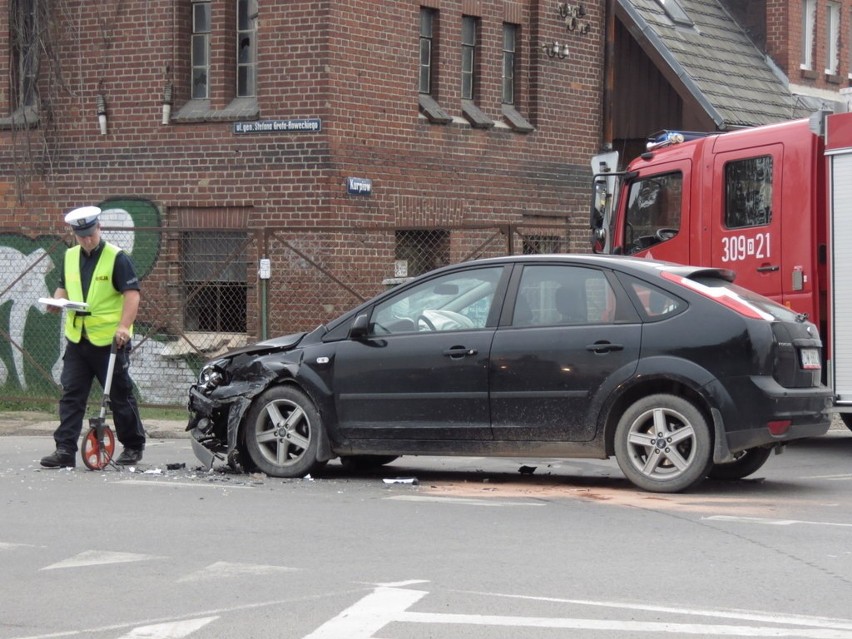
[0, 1, 607, 336]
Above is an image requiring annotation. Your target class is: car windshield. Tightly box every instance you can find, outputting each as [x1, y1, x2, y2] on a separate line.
[692, 276, 802, 322]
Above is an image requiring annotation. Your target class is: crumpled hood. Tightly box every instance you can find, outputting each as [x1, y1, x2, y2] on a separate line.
[218, 332, 308, 359]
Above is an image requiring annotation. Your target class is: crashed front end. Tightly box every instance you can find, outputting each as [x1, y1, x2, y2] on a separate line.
[186, 333, 307, 469]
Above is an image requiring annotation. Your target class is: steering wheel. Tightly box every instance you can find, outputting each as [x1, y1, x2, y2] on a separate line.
[655, 228, 678, 242]
[417, 314, 437, 331]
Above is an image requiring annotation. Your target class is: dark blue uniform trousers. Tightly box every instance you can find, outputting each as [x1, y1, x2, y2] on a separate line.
[55, 338, 146, 453]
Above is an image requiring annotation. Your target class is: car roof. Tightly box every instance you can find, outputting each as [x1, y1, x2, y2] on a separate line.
[438, 254, 736, 283]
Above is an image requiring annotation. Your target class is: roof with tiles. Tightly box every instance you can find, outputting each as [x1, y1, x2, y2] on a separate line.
[618, 0, 814, 129]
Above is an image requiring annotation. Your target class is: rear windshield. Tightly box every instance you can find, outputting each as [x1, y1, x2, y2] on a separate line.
[691, 277, 801, 322]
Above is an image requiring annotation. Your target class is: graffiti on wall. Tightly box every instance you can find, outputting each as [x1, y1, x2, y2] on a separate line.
[0, 199, 196, 406]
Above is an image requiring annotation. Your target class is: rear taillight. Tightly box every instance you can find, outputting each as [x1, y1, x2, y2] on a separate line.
[767, 420, 791, 436]
[661, 272, 773, 320]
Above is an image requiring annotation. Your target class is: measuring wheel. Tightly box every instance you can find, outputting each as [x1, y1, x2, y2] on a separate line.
[82, 424, 116, 470]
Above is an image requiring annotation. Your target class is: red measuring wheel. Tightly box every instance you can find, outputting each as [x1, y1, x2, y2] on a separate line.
[81, 426, 116, 470]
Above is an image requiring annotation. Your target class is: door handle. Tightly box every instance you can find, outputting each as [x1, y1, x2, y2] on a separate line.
[756, 265, 780, 272]
[443, 346, 477, 358]
[585, 342, 623, 353]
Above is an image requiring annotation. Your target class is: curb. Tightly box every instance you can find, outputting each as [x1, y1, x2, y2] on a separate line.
[0, 412, 188, 439]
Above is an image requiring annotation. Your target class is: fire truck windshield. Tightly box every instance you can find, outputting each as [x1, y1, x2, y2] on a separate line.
[624, 171, 683, 254]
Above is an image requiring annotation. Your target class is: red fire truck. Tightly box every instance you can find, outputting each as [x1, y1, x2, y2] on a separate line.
[590, 110, 852, 429]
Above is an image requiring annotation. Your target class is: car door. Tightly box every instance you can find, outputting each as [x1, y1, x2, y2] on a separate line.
[333, 265, 507, 440]
[710, 146, 783, 299]
[489, 263, 641, 442]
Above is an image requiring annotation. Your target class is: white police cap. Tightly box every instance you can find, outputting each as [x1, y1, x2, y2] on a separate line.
[64, 206, 102, 237]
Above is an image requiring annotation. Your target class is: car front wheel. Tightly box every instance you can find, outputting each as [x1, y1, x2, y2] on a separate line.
[614, 394, 713, 493]
[244, 386, 322, 478]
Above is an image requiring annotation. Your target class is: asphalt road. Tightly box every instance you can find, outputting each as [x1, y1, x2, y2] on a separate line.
[1, 428, 851, 639]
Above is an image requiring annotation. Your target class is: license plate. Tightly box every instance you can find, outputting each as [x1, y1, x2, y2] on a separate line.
[800, 348, 821, 370]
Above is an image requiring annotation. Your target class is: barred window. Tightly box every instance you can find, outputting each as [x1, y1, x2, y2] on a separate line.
[182, 231, 248, 332]
[395, 230, 450, 277]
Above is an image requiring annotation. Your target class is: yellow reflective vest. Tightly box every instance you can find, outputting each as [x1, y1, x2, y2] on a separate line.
[63, 242, 130, 346]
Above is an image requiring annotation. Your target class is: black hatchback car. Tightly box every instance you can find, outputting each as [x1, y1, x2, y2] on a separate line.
[187, 255, 832, 493]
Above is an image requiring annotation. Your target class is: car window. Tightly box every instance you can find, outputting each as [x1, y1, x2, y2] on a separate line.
[371, 267, 503, 334]
[512, 265, 617, 327]
[626, 278, 685, 320]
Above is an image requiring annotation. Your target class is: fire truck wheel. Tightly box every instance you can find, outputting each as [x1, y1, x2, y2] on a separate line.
[614, 394, 713, 493]
[707, 446, 773, 481]
[840, 414, 852, 432]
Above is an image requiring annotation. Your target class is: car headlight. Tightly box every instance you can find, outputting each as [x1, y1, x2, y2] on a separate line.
[198, 363, 226, 391]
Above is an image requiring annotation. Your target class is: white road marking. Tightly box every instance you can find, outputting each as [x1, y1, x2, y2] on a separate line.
[116, 617, 217, 638]
[704, 515, 852, 528]
[303, 587, 852, 638]
[801, 473, 852, 481]
[41, 550, 162, 570]
[118, 479, 254, 489]
[386, 495, 544, 507]
[0, 541, 38, 550]
[303, 587, 427, 638]
[178, 560, 298, 582]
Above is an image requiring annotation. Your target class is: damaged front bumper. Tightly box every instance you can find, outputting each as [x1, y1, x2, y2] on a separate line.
[187, 385, 253, 470]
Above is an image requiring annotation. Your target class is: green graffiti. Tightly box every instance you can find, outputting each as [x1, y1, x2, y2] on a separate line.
[98, 198, 162, 278]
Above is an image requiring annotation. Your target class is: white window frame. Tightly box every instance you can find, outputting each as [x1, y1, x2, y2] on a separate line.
[801, 0, 816, 70]
[826, 1, 841, 75]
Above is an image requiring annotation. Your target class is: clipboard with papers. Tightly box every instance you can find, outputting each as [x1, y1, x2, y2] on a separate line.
[38, 298, 89, 312]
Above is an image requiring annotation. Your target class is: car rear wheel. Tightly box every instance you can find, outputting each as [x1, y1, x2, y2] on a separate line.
[614, 394, 713, 493]
[244, 386, 322, 478]
[708, 447, 773, 481]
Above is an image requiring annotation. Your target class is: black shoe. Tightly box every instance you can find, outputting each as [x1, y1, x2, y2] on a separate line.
[40, 449, 76, 468]
[115, 447, 144, 465]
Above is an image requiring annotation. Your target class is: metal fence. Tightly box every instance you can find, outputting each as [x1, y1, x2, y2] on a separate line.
[0, 223, 574, 408]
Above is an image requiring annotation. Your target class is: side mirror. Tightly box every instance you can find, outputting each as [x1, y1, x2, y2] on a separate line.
[349, 313, 370, 340]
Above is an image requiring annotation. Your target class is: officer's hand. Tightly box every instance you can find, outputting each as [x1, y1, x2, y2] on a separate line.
[115, 326, 131, 347]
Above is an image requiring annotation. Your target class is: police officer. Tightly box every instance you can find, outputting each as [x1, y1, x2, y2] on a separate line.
[40, 206, 146, 468]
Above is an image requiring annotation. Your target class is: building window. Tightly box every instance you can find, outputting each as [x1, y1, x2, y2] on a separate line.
[725, 157, 773, 228]
[417, 8, 451, 124]
[237, 0, 257, 97]
[523, 235, 563, 254]
[502, 24, 516, 105]
[459, 15, 493, 128]
[191, 1, 211, 99]
[461, 15, 477, 100]
[395, 230, 450, 277]
[10, 0, 38, 109]
[802, 0, 816, 70]
[826, 1, 841, 76]
[182, 231, 248, 332]
[419, 8, 435, 94]
[655, 0, 693, 27]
